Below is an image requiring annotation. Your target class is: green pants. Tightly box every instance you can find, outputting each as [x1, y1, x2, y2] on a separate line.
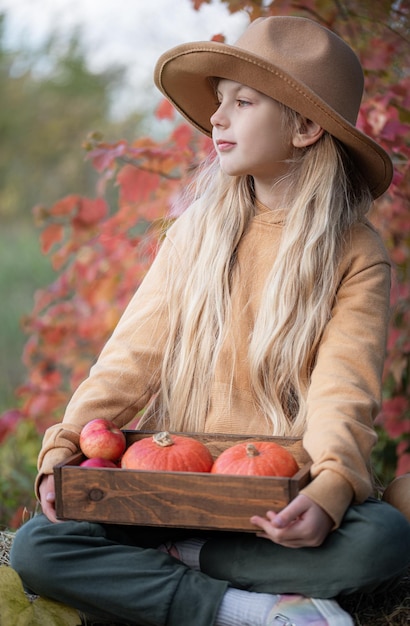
[10, 498, 410, 626]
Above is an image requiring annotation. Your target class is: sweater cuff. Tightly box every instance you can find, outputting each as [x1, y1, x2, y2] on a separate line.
[35, 448, 77, 500]
[300, 469, 354, 528]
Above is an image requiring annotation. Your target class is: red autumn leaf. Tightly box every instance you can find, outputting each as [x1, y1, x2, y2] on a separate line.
[396, 442, 410, 476]
[46, 368, 67, 392]
[0, 409, 23, 443]
[49, 195, 81, 217]
[211, 33, 226, 42]
[379, 396, 410, 439]
[363, 38, 395, 71]
[171, 123, 194, 150]
[155, 98, 175, 121]
[190, 0, 210, 10]
[30, 275, 71, 317]
[50, 239, 76, 271]
[23, 390, 68, 429]
[73, 197, 108, 227]
[40, 223, 64, 254]
[117, 165, 160, 203]
[87, 141, 127, 173]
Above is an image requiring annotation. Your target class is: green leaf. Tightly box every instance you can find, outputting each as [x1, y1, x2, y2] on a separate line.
[0, 565, 81, 626]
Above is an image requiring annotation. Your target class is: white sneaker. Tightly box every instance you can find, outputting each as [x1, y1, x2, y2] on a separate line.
[267, 594, 353, 625]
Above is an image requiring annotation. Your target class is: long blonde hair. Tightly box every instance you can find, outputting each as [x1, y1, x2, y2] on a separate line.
[142, 105, 373, 436]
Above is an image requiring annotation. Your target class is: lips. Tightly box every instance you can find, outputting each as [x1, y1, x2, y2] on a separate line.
[216, 139, 236, 152]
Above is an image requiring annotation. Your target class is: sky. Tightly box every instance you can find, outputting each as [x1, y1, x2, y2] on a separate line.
[0, 0, 249, 116]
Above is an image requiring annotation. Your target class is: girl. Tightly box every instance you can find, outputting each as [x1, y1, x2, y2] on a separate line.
[11, 16, 410, 626]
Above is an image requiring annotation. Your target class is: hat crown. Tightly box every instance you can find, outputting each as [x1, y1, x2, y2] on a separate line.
[235, 17, 364, 125]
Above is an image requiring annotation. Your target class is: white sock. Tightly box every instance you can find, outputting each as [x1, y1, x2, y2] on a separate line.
[214, 587, 279, 626]
[173, 537, 207, 570]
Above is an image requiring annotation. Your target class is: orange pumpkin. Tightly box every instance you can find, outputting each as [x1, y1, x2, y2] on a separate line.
[121, 431, 214, 472]
[211, 441, 299, 477]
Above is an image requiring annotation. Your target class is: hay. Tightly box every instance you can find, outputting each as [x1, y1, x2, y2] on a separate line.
[0, 529, 15, 566]
[339, 572, 410, 626]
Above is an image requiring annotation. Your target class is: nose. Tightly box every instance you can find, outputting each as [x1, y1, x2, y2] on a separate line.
[210, 104, 228, 128]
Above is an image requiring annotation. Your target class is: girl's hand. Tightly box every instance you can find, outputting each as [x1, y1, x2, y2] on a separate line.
[250, 494, 333, 548]
[38, 474, 61, 523]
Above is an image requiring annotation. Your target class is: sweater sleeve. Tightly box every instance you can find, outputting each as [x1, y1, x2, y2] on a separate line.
[36, 230, 180, 495]
[300, 223, 391, 527]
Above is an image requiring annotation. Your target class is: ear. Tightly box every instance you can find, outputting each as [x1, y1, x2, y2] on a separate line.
[292, 118, 324, 148]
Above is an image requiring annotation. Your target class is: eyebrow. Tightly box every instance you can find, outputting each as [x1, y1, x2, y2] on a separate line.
[214, 81, 249, 99]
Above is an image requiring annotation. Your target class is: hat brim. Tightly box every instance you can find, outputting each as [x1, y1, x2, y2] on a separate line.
[154, 42, 393, 199]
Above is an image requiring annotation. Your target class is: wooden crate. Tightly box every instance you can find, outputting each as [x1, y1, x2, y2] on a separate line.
[54, 431, 311, 532]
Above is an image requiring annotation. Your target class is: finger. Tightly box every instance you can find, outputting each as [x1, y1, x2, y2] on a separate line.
[251, 515, 297, 542]
[250, 514, 274, 533]
[42, 501, 59, 523]
[254, 528, 310, 548]
[252, 512, 308, 542]
[271, 496, 311, 528]
[260, 509, 299, 530]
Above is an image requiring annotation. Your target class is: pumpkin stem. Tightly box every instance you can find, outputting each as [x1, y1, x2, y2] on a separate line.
[153, 431, 174, 447]
[246, 443, 260, 457]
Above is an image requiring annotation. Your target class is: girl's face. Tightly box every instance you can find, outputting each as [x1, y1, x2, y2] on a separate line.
[211, 79, 294, 186]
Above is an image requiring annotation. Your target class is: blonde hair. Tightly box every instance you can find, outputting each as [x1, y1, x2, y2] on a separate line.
[141, 105, 373, 436]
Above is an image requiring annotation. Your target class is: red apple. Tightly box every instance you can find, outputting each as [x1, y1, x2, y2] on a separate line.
[80, 457, 118, 468]
[79, 418, 126, 462]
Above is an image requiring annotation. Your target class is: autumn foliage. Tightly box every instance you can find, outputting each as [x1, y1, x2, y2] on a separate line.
[1, 1, 409, 528]
[14, 118, 213, 434]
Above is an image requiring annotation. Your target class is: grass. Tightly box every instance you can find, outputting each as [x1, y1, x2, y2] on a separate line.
[0, 221, 55, 413]
[1, 529, 408, 625]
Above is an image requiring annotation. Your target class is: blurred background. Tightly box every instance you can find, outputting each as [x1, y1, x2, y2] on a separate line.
[0, 0, 246, 412]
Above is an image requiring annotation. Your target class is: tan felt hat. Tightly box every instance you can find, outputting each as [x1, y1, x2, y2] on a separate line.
[154, 16, 393, 199]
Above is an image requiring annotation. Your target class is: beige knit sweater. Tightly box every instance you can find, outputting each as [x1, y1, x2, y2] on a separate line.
[36, 204, 391, 527]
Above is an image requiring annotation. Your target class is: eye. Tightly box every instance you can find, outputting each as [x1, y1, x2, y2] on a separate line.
[236, 99, 251, 107]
